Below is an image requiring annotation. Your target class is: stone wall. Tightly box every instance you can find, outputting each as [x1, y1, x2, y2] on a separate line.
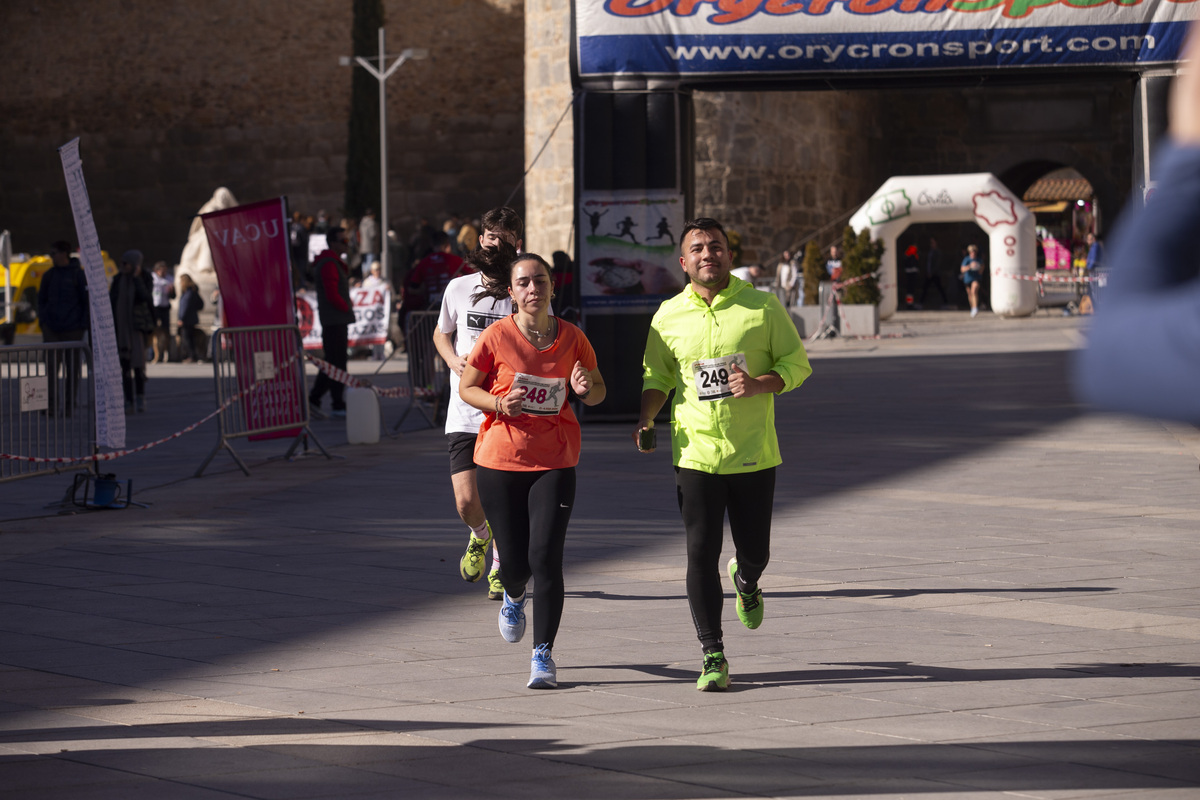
[0, 0, 524, 268]
[693, 90, 882, 267]
[873, 80, 1133, 227]
[4, 0, 1135, 292]
[690, 78, 1133, 269]
[522, 0, 575, 258]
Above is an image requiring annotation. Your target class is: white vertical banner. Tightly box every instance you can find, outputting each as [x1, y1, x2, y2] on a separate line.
[58, 137, 125, 449]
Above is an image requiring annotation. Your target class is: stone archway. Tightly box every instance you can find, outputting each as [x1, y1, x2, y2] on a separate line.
[849, 173, 1038, 318]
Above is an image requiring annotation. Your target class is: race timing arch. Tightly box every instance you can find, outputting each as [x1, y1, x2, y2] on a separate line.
[569, 0, 1197, 416]
[848, 173, 1038, 318]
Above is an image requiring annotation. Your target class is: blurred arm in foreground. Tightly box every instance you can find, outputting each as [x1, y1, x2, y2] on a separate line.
[1073, 24, 1200, 423]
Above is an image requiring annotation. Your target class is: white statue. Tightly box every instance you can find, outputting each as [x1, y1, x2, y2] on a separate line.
[175, 187, 237, 335]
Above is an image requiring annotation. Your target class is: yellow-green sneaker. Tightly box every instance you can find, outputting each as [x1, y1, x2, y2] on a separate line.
[459, 524, 492, 583]
[487, 568, 504, 601]
[728, 557, 763, 629]
[697, 651, 729, 692]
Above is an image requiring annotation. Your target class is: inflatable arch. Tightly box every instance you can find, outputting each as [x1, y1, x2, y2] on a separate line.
[848, 173, 1038, 319]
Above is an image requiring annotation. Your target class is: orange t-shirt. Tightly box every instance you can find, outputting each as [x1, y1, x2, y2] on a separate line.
[468, 316, 598, 471]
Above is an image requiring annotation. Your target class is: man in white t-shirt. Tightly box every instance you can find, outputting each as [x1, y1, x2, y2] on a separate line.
[433, 207, 523, 600]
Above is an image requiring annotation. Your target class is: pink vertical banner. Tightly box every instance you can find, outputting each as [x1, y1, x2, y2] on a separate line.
[201, 198, 294, 326]
[201, 198, 302, 438]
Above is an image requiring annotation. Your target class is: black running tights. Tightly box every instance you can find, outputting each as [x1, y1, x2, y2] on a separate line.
[675, 466, 775, 651]
[475, 465, 576, 649]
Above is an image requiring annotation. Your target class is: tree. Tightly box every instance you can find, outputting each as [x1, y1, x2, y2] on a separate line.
[840, 226, 883, 306]
[801, 240, 823, 306]
[344, 0, 384, 220]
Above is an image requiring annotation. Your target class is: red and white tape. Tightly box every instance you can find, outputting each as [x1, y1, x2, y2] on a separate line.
[994, 270, 1106, 285]
[304, 354, 436, 399]
[0, 352, 305, 465]
[1, 354, 434, 464]
[832, 273, 878, 291]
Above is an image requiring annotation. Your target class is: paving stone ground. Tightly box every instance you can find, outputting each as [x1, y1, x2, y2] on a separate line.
[1, 310, 1197, 799]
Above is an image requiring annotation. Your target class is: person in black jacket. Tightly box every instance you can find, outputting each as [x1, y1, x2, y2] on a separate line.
[176, 273, 204, 363]
[36, 240, 89, 415]
[110, 250, 153, 413]
[308, 226, 355, 419]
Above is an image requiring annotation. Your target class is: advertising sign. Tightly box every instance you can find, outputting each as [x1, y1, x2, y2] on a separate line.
[201, 198, 294, 328]
[575, 0, 1198, 78]
[297, 286, 393, 350]
[579, 190, 687, 311]
[59, 138, 125, 448]
[201, 197, 300, 438]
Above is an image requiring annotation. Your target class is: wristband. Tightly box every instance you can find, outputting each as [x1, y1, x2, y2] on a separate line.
[495, 395, 502, 416]
[578, 387, 591, 400]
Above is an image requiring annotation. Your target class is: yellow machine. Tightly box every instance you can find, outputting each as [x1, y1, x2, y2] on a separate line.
[1, 250, 119, 335]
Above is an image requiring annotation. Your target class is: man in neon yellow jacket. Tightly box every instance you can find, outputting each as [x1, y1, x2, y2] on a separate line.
[636, 217, 812, 692]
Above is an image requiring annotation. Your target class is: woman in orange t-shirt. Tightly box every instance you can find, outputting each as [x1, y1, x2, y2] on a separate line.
[460, 251, 606, 690]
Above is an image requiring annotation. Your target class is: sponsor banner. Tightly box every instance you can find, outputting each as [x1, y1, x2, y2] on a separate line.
[296, 286, 393, 349]
[201, 198, 294, 327]
[201, 197, 297, 438]
[580, 191, 686, 310]
[575, 0, 1197, 77]
[58, 138, 125, 448]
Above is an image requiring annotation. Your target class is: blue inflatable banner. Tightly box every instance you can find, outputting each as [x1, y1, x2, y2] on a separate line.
[575, 0, 1198, 77]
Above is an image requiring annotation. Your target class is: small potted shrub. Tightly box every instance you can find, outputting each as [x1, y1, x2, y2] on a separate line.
[838, 226, 883, 336]
[802, 240, 823, 306]
[790, 240, 825, 338]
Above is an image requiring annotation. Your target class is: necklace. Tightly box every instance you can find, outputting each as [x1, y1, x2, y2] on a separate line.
[519, 318, 554, 339]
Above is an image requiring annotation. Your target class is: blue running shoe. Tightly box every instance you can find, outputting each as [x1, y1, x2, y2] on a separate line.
[499, 591, 527, 643]
[527, 643, 557, 689]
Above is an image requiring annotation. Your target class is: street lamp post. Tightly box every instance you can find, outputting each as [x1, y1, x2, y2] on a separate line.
[341, 28, 428, 283]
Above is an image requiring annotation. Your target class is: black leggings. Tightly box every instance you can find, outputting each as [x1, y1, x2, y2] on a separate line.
[476, 465, 576, 649]
[310, 323, 348, 410]
[675, 466, 775, 651]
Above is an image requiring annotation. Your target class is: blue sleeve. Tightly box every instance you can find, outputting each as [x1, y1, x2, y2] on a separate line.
[1072, 143, 1200, 423]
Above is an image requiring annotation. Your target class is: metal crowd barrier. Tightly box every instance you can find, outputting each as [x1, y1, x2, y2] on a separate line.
[1, 340, 96, 483]
[196, 324, 331, 477]
[1088, 267, 1110, 311]
[394, 310, 449, 430]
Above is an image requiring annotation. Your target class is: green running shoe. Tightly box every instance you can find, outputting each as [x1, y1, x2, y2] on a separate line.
[487, 568, 504, 601]
[728, 557, 763, 629]
[697, 651, 729, 692]
[460, 523, 492, 583]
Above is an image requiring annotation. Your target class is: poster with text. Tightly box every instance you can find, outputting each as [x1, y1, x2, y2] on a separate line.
[297, 286, 392, 350]
[201, 197, 300, 439]
[59, 138, 124, 449]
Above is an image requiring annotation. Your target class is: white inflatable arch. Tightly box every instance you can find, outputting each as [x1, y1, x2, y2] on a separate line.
[848, 173, 1038, 318]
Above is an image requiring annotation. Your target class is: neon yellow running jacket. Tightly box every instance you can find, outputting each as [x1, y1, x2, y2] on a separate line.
[642, 275, 812, 474]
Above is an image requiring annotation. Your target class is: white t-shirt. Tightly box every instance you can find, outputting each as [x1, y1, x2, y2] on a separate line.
[151, 272, 174, 308]
[438, 273, 512, 435]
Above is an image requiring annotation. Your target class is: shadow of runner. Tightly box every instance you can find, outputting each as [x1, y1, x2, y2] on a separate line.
[0, 723, 1194, 796]
[566, 587, 1119, 602]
